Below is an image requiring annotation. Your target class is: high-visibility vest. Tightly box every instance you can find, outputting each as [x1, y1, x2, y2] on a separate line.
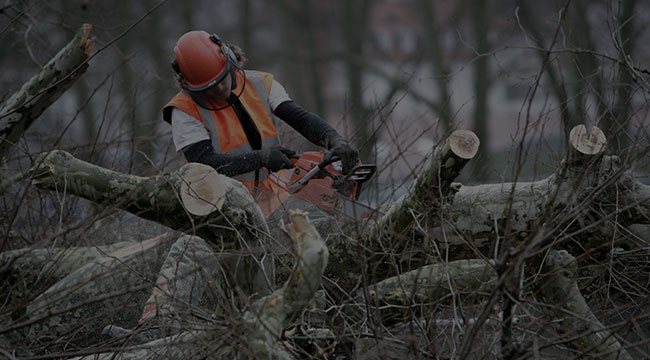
[163, 70, 289, 216]
[163, 71, 281, 186]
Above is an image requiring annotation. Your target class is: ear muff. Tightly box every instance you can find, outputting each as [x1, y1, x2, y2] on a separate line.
[171, 59, 181, 75]
[209, 34, 239, 69]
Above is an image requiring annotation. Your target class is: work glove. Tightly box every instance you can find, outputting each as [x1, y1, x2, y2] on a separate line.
[326, 136, 359, 175]
[257, 146, 297, 172]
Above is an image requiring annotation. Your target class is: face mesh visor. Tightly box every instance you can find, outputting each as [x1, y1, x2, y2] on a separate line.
[186, 68, 246, 111]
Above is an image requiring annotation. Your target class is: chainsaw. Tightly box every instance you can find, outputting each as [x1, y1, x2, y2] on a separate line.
[268, 150, 379, 220]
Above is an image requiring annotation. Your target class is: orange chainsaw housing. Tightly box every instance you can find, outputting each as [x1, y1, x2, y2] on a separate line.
[267, 150, 371, 214]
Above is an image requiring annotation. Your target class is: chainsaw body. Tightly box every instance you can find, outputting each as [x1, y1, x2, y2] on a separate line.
[268, 150, 377, 216]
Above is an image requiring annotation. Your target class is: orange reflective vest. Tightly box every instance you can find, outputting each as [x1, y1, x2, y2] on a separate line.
[163, 70, 290, 217]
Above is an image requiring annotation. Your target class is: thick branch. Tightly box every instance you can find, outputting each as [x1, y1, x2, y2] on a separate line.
[29, 150, 268, 243]
[556, 125, 607, 185]
[243, 210, 328, 357]
[0, 241, 133, 281]
[372, 129, 479, 235]
[352, 259, 497, 327]
[365, 259, 496, 306]
[0, 24, 94, 158]
[329, 126, 627, 287]
[536, 250, 632, 360]
[1, 234, 175, 343]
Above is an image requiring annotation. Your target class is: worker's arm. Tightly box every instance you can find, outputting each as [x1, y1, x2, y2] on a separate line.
[183, 140, 295, 176]
[172, 108, 293, 175]
[274, 100, 359, 174]
[273, 100, 340, 148]
[182, 139, 260, 176]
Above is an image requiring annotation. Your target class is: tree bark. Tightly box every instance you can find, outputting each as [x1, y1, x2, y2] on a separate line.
[347, 130, 479, 283]
[536, 250, 632, 360]
[365, 259, 495, 304]
[371, 129, 480, 235]
[0, 241, 134, 281]
[27, 150, 280, 307]
[0, 24, 94, 158]
[353, 258, 496, 329]
[243, 210, 328, 357]
[0, 233, 175, 346]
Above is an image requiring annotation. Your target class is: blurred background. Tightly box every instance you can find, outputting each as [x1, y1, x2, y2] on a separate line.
[1, 0, 649, 215]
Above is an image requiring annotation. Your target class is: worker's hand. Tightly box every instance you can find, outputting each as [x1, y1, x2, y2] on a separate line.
[258, 146, 297, 172]
[326, 137, 359, 175]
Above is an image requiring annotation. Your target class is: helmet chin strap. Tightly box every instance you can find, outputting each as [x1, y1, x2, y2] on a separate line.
[230, 70, 237, 90]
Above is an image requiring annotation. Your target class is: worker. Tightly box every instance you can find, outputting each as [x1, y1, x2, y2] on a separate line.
[115, 30, 358, 335]
[163, 30, 358, 216]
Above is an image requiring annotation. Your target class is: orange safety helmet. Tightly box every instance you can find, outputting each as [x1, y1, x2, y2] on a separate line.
[171, 31, 245, 110]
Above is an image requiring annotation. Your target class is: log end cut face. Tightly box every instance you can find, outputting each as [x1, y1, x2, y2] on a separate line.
[448, 129, 480, 159]
[179, 162, 226, 216]
[569, 125, 606, 155]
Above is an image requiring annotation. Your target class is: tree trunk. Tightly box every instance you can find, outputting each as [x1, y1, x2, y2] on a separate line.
[417, 0, 454, 132]
[341, 0, 373, 159]
[471, 0, 492, 181]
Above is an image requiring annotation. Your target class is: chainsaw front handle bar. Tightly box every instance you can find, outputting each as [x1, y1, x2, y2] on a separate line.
[320, 155, 340, 168]
[287, 155, 339, 193]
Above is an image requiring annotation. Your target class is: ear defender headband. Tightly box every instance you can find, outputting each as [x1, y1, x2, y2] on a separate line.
[208, 34, 239, 69]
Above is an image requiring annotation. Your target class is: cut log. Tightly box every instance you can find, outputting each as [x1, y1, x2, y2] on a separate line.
[0, 24, 94, 158]
[349, 126, 645, 277]
[365, 259, 496, 305]
[568, 124, 607, 157]
[0, 233, 176, 348]
[179, 163, 226, 216]
[354, 130, 479, 281]
[29, 150, 267, 244]
[546, 125, 608, 208]
[371, 129, 480, 235]
[352, 259, 496, 327]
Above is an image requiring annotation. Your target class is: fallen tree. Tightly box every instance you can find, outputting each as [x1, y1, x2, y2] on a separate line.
[1, 125, 649, 358]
